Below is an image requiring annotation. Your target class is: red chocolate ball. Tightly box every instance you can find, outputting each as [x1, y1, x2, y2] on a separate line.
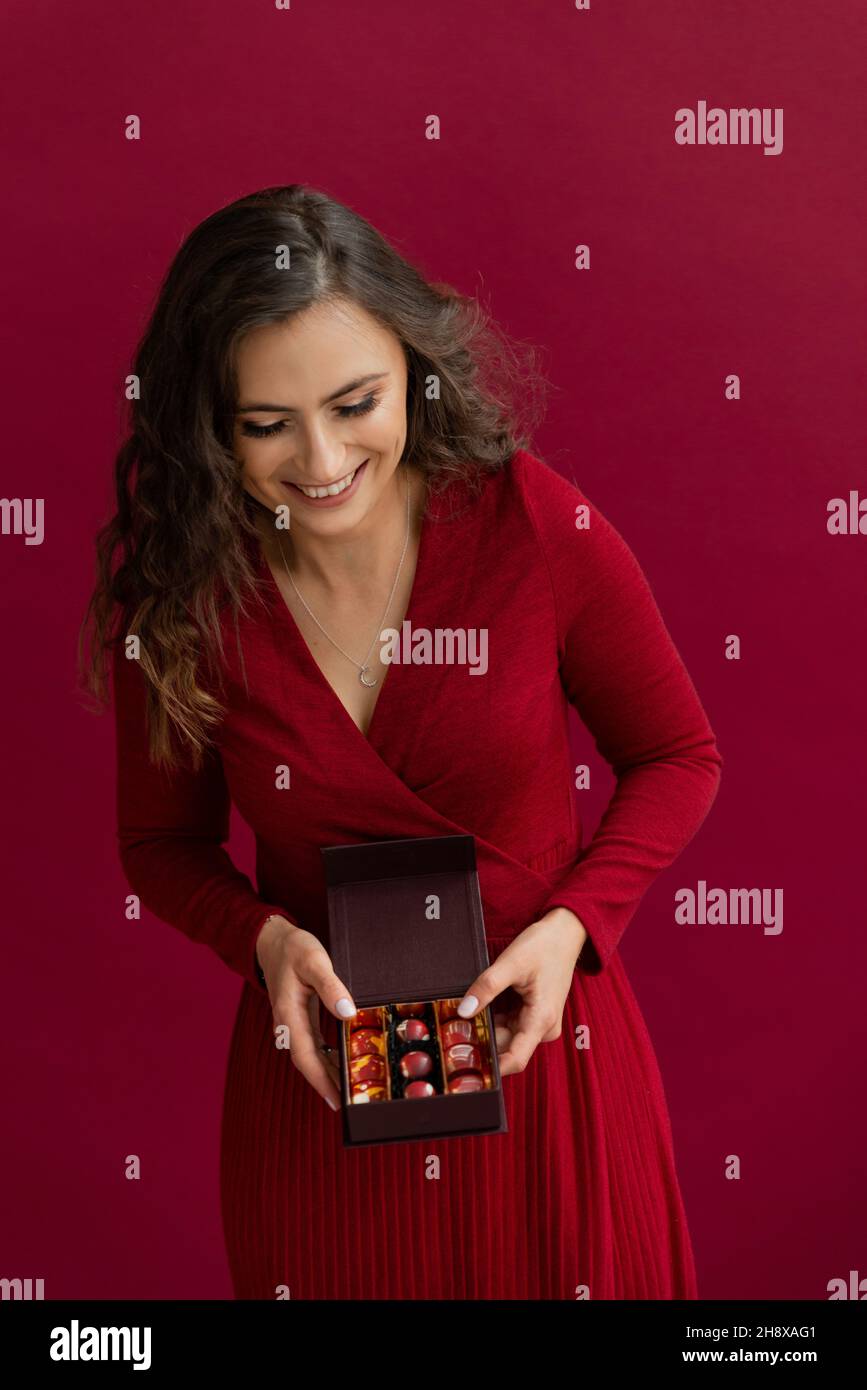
[395, 1001, 426, 1017]
[396, 1017, 430, 1044]
[349, 1027, 385, 1059]
[444, 1042, 482, 1078]
[437, 998, 462, 1021]
[352, 1008, 383, 1030]
[399, 1050, 432, 1080]
[441, 1018, 475, 1049]
[447, 1073, 484, 1094]
[404, 1080, 437, 1099]
[349, 1054, 386, 1085]
[351, 1081, 387, 1104]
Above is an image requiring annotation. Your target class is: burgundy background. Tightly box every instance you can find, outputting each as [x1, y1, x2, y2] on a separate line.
[1, 0, 864, 1299]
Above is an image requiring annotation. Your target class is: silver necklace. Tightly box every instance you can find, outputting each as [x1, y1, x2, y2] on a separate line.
[275, 470, 412, 688]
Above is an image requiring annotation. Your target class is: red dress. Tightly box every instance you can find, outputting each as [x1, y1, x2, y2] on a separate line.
[114, 448, 722, 1299]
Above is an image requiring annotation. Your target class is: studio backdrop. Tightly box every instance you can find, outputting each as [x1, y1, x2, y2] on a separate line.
[1, 0, 865, 1301]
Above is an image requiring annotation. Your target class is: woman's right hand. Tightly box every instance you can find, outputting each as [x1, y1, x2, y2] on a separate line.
[255, 915, 357, 1111]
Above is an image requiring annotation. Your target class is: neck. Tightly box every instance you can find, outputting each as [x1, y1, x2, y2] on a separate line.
[260, 463, 426, 597]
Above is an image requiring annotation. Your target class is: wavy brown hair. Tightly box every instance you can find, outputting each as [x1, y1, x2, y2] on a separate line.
[78, 183, 551, 771]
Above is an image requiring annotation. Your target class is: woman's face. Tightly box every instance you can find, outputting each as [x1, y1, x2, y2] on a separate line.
[232, 297, 410, 533]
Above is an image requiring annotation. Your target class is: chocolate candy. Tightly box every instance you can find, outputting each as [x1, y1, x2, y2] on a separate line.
[441, 1018, 475, 1049]
[404, 1080, 437, 1099]
[447, 1073, 484, 1094]
[437, 998, 462, 1021]
[342, 997, 496, 1110]
[443, 1042, 482, 1078]
[349, 1027, 386, 1059]
[350, 1054, 387, 1085]
[352, 1008, 384, 1030]
[399, 1050, 433, 1080]
[396, 1017, 430, 1044]
[351, 1081, 388, 1103]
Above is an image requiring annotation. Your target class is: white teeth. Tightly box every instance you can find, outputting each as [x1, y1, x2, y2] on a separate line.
[296, 467, 358, 499]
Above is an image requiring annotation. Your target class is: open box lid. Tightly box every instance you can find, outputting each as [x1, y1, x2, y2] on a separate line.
[322, 834, 489, 1004]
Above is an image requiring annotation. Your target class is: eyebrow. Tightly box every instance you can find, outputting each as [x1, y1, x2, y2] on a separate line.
[235, 372, 388, 414]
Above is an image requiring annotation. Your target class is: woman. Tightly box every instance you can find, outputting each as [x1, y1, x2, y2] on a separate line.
[80, 184, 722, 1300]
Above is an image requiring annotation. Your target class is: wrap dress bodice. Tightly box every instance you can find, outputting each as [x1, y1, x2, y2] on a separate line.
[220, 467, 586, 957]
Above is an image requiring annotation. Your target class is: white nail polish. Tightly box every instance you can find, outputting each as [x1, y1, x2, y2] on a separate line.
[457, 994, 479, 1018]
[336, 998, 356, 1018]
[325, 1096, 338, 1111]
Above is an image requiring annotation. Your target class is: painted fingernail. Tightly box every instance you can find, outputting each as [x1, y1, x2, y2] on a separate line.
[325, 1096, 338, 1111]
[457, 994, 479, 1018]
[336, 998, 357, 1018]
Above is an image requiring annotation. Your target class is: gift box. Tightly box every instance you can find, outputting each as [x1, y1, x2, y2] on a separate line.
[322, 833, 509, 1147]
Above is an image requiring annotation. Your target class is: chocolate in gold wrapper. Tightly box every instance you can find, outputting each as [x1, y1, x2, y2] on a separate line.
[349, 1027, 387, 1059]
[351, 1081, 388, 1104]
[351, 1007, 384, 1030]
[349, 1053, 387, 1085]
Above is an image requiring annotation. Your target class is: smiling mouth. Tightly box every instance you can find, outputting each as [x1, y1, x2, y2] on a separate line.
[283, 460, 368, 499]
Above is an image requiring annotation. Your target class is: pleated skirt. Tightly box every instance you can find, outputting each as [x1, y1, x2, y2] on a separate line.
[219, 936, 698, 1300]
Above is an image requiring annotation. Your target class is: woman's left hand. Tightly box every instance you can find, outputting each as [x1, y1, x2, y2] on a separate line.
[456, 908, 588, 1077]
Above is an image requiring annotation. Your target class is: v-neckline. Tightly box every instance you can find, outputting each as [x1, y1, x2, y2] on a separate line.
[253, 477, 434, 750]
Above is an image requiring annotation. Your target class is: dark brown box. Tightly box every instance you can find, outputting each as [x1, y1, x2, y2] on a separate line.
[322, 833, 509, 1147]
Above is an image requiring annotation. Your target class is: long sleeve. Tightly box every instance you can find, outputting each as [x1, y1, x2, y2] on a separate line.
[112, 638, 290, 991]
[519, 454, 723, 974]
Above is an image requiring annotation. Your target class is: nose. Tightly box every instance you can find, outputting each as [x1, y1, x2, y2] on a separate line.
[292, 417, 356, 484]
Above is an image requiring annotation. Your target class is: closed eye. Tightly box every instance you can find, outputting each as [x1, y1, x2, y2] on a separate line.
[240, 391, 381, 439]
